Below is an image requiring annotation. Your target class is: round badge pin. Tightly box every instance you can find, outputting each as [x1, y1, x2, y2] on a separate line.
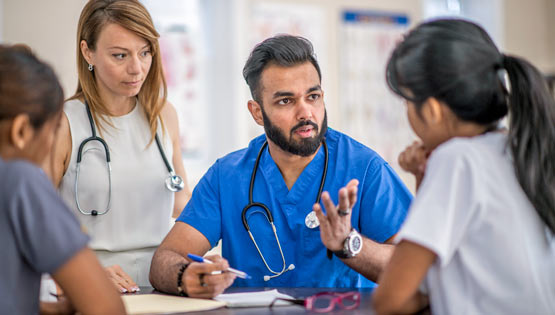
[305, 211, 320, 229]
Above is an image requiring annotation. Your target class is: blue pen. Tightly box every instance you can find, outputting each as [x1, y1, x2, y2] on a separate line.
[187, 253, 251, 279]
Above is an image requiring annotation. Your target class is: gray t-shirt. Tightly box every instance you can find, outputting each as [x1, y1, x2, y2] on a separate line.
[0, 158, 89, 314]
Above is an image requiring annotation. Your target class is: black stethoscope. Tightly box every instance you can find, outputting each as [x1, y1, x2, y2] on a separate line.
[241, 139, 328, 281]
[74, 100, 184, 216]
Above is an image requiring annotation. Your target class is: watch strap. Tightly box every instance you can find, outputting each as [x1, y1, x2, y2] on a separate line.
[332, 247, 352, 259]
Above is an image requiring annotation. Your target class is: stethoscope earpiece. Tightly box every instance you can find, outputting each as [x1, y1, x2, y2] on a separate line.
[263, 264, 296, 281]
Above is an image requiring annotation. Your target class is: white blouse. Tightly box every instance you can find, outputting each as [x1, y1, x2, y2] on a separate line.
[59, 99, 175, 285]
[398, 132, 555, 315]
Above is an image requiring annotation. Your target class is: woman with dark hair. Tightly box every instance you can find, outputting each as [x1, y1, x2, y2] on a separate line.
[372, 19, 555, 314]
[0, 45, 124, 314]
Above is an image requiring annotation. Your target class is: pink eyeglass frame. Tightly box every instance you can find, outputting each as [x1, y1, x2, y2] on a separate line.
[304, 291, 361, 312]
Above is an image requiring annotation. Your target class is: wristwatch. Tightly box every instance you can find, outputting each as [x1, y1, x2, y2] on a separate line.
[333, 229, 363, 259]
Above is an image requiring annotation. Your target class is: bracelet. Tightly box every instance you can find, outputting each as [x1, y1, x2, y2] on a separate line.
[176, 263, 189, 297]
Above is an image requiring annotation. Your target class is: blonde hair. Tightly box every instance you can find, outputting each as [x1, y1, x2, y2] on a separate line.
[69, 0, 167, 142]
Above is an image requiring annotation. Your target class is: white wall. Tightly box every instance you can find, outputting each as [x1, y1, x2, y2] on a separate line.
[2, 0, 87, 97]
[3, 0, 553, 96]
[0, 0, 3, 41]
[183, 0, 425, 185]
[504, 0, 555, 73]
[2, 0, 554, 188]
[550, 0, 555, 74]
[423, 0, 504, 47]
[237, 0, 423, 136]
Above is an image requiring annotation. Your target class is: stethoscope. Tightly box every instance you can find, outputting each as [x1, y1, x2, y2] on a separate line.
[74, 100, 184, 216]
[241, 139, 328, 281]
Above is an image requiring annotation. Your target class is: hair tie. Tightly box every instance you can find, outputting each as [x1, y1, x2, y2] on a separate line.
[496, 67, 511, 95]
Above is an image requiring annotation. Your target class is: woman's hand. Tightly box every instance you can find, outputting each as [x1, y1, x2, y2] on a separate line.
[398, 141, 430, 189]
[313, 179, 359, 251]
[182, 255, 236, 298]
[105, 265, 139, 293]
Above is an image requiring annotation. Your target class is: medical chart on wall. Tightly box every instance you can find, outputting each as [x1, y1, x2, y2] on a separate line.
[142, 0, 204, 156]
[339, 10, 416, 187]
[246, 2, 327, 140]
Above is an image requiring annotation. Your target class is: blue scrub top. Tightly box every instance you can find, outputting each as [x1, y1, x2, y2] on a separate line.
[177, 128, 411, 288]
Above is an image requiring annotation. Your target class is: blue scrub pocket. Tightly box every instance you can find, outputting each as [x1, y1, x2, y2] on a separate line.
[301, 226, 325, 258]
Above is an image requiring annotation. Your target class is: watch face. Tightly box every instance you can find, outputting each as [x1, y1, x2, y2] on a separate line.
[349, 234, 362, 254]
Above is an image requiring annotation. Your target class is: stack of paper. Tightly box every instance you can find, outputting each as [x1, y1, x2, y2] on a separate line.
[215, 289, 296, 308]
[122, 294, 226, 314]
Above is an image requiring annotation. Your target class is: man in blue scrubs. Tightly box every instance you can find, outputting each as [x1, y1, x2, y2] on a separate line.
[150, 35, 412, 298]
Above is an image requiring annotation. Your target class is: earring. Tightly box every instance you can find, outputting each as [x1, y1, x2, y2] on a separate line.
[88, 64, 94, 71]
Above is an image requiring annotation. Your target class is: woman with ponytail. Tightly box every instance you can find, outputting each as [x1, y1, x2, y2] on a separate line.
[372, 19, 555, 314]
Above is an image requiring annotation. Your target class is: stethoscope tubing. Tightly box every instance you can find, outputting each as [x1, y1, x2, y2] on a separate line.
[155, 132, 174, 175]
[75, 103, 113, 216]
[74, 100, 183, 216]
[241, 139, 328, 279]
[242, 140, 328, 229]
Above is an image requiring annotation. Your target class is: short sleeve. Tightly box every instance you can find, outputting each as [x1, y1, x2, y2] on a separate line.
[397, 144, 480, 266]
[359, 159, 412, 242]
[7, 162, 89, 274]
[177, 161, 222, 247]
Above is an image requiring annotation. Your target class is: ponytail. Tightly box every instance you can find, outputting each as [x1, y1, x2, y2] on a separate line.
[503, 55, 555, 234]
[386, 19, 555, 233]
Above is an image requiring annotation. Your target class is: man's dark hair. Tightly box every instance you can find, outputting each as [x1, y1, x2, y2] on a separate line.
[242, 35, 322, 104]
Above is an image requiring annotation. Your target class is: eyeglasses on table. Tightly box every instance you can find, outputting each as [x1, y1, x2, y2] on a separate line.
[270, 291, 361, 312]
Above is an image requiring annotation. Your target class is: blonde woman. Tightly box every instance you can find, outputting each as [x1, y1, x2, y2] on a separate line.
[51, 0, 191, 292]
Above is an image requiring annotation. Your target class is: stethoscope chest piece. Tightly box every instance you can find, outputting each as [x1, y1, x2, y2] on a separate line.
[76, 100, 183, 217]
[165, 173, 184, 192]
[305, 211, 320, 229]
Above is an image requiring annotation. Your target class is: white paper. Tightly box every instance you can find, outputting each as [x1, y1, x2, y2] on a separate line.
[122, 294, 226, 314]
[215, 289, 296, 308]
[39, 274, 57, 302]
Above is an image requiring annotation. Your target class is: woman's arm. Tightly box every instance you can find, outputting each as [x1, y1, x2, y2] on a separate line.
[50, 248, 125, 315]
[161, 102, 192, 218]
[372, 240, 435, 315]
[46, 112, 72, 186]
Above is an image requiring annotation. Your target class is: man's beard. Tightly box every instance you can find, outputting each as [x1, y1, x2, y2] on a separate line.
[261, 107, 327, 157]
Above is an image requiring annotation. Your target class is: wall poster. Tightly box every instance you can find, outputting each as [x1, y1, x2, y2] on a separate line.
[339, 10, 416, 188]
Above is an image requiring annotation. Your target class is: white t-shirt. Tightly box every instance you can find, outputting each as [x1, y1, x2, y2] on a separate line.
[398, 132, 555, 315]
